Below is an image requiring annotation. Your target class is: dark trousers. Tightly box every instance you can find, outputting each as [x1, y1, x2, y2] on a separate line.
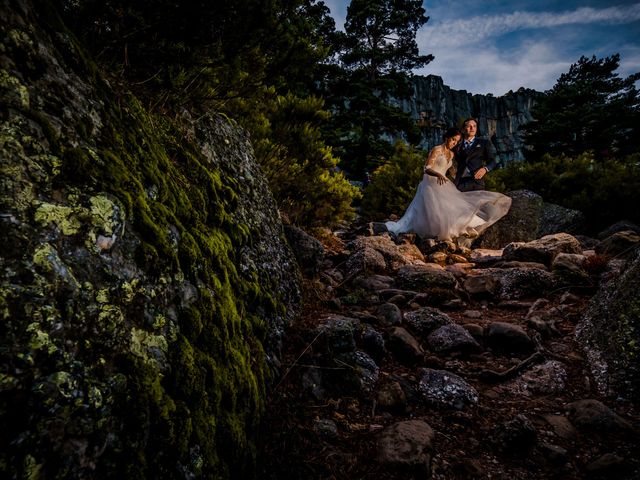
[457, 177, 485, 192]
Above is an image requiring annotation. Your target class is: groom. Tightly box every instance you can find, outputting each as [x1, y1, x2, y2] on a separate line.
[453, 118, 498, 192]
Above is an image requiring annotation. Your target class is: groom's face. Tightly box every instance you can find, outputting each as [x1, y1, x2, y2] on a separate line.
[463, 120, 477, 138]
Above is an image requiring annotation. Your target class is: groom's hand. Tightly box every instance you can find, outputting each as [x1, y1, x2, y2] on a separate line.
[474, 166, 488, 180]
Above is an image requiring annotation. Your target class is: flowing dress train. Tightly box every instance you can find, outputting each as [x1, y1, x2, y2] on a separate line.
[385, 150, 511, 241]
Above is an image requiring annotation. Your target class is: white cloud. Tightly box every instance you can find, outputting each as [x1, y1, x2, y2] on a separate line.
[415, 40, 575, 95]
[420, 3, 640, 48]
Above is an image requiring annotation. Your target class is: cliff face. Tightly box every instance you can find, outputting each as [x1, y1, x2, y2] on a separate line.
[397, 75, 542, 163]
[0, 2, 299, 479]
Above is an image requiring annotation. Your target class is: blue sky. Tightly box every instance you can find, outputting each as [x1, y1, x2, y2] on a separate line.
[323, 0, 640, 95]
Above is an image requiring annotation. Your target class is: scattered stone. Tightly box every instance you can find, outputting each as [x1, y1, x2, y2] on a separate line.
[346, 247, 387, 276]
[429, 251, 447, 263]
[375, 302, 402, 326]
[362, 325, 385, 362]
[418, 368, 478, 410]
[482, 267, 557, 300]
[494, 260, 548, 270]
[377, 381, 407, 411]
[510, 360, 568, 395]
[542, 414, 578, 440]
[462, 323, 484, 341]
[552, 252, 590, 285]
[538, 201, 586, 237]
[426, 323, 481, 355]
[377, 420, 435, 476]
[598, 220, 640, 239]
[352, 274, 395, 291]
[575, 248, 640, 401]
[449, 253, 468, 263]
[596, 230, 640, 257]
[585, 453, 632, 478]
[388, 327, 424, 365]
[491, 414, 537, 453]
[463, 309, 483, 319]
[317, 315, 359, 353]
[566, 399, 632, 433]
[395, 264, 456, 291]
[313, 418, 338, 438]
[284, 224, 325, 276]
[302, 367, 326, 400]
[486, 322, 535, 356]
[404, 307, 453, 339]
[502, 233, 582, 266]
[538, 443, 569, 466]
[463, 274, 498, 295]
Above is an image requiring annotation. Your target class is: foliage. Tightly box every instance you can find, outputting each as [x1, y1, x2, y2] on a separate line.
[230, 90, 361, 225]
[360, 141, 426, 220]
[486, 152, 640, 233]
[57, 0, 359, 227]
[323, 0, 433, 179]
[523, 54, 640, 161]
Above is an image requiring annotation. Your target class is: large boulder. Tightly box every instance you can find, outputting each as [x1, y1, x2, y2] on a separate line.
[575, 249, 640, 401]
[476, 190, 585, 249]
[0, 4, 300, 478]
[502, 233, 582, 267]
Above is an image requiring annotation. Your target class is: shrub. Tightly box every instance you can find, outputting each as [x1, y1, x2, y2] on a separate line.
[360, 141, 426, 221]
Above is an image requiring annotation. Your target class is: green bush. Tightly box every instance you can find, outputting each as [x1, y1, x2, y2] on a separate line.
[360, 141, 426, 221]
[231, 90, 360, 226]
[486, 152, 640, 233]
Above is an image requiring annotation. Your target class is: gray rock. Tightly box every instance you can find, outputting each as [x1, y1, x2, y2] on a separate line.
[313, 418, 338, 438]
[377, 381, 407, 411]
[317, 315, 360, 354]
[377, 419, 435, 475]
[491, 414, 537, 452]
[598, 220, 640, 239]
[352, 274, 395, 291]
[388, 327, 424, 364]
[463, 274, 499, 295]
[585, 453, 633, 478]
[474, 190, 543, 249]
[362, 325, 385, 362]
[375, 302, 403, 326]
[396, 264, 457, 291]
[404, 307, 453, 339]
[566, 399, 632, 433]
[418, 368, 479, 410]
[595, 230, 640, 257]
[482, 267, 557, 300]
[283, 224, 325, 277]
[552, 252, 590, 285]
[462, 323, 484, 341]
[511, 360, 568, 394]
[426, 323, 481, 354]
[346, 246, 387, 276]
[486, 322, 535, 355]
[542, 414, 578, 440]
[502, 233, 582, 267]
[538, 201, 586, 237]
[575, 248, 640, 401]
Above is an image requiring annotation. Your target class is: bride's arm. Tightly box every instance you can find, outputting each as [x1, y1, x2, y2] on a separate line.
[424, 146, 448, 185]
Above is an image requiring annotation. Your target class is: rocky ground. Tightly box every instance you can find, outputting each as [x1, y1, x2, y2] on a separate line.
[257, 224, 640, 479]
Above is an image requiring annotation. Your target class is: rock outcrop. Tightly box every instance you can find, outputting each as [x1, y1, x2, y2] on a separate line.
[576, 248, 640, 401]
[395, 75, 542, 164]
[1, 3, 299, 479]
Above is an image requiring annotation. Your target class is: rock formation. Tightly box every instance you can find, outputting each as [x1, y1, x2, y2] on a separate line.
[0, 2, 299, 478]
[394, 75, 542, 164]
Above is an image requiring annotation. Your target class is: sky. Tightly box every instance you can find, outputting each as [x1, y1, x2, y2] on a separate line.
[323, 0, 640, 96]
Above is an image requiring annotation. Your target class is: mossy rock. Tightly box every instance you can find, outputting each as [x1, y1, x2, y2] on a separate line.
[0, 3, 300, 479]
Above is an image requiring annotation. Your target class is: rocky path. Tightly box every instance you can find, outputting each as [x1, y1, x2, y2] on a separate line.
[258, 226, 640, 479]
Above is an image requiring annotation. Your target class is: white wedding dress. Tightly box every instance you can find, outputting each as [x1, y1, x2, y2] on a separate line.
[385, 149, 511, 241]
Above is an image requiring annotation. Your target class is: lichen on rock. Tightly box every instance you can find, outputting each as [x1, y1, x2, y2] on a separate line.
[0, 2, 300, 479]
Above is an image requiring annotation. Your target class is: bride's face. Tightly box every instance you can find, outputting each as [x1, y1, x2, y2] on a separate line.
[446, 134, 461, 150]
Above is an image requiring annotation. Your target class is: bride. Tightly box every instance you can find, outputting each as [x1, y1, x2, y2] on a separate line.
[385, 127, 511, 242]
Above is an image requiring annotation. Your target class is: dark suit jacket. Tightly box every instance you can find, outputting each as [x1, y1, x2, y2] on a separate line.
[453, 137, 498, 189]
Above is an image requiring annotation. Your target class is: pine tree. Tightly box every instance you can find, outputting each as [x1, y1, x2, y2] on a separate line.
[324, 0, 433, 178]
[523, 54, 640, 160]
